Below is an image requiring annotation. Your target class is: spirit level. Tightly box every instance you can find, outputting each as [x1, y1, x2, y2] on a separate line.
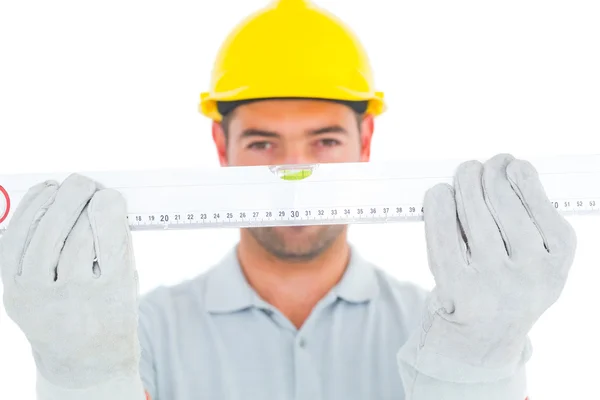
[1, 154, 599, 234]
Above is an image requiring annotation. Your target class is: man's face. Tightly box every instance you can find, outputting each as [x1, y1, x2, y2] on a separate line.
[212, 99, 375, 261]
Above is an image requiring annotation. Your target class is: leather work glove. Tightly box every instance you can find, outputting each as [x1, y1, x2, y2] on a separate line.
[397, 153, 576, 398]
[0, 174, 146, 400]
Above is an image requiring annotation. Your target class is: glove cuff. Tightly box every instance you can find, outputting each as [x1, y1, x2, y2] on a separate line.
[397, 328, 533, 384]
[36, 370, 147, 400]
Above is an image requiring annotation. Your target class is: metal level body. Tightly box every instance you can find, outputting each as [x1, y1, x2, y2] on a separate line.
[1, 154, 600, 233]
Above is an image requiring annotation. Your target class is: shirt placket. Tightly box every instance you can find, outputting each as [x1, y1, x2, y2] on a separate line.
[293, 292, 340, 400]
[253, 291, 338, 400]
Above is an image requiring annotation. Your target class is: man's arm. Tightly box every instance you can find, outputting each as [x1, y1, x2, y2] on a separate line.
[137, 285, 169, 400]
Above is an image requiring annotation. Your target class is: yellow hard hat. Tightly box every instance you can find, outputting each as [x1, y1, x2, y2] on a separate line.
[199, 0, 385, 121]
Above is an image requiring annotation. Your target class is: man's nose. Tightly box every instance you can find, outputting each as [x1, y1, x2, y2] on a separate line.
[277, 145, 316, 166]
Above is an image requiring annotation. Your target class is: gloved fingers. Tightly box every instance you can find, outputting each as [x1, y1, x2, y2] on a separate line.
[506, 159, 577, 262]
[482, 154, 546, 259]
[424, 183, 467, 283]
[55, 206, 96, 283]
[20, 174, 97, 283]
[454, 160, 507, 262]
[0, 180, 58, 280]
[88, 188, 135, 280]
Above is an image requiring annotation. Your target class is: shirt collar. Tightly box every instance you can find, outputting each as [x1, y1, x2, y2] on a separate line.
[204, 244, 380, 314]
[331, 245, 380, 303]
[204, 247, 258, 313]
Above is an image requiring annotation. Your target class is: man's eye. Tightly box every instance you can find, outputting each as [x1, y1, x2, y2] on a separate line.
[318, 139, 341, 147]
[247, 142, 272, 150]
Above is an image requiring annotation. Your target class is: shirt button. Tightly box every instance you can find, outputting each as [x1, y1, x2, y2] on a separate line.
[298, 338, 307, 348]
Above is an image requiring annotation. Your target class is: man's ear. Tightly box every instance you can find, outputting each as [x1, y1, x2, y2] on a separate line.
[359, 113, 375, 162]
[212, 120, 228, 166]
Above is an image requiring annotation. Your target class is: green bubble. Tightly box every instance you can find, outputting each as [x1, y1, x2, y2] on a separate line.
[280, 169, 313, 181]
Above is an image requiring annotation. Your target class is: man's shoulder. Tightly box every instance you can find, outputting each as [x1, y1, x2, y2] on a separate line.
[138, 261, 219, 320]
[369, 263, 430, 309]
[352, 255, 431, 333]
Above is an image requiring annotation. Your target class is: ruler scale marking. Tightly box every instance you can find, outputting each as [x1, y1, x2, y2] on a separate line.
[1, 155, 600, 234]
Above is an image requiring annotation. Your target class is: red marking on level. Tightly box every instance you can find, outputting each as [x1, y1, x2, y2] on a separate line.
[0, 185, 10, 224]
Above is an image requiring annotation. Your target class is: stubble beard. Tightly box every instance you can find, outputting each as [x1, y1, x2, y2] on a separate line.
[247, 225, 345, 262]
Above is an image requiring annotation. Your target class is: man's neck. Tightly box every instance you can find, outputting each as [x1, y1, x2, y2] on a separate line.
[236, 232, 350, 329]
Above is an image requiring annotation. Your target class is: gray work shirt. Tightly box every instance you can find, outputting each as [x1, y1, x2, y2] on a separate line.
[138, 245, 429, 400]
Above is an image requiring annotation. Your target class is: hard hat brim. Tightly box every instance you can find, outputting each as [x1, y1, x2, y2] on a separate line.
[199, 89, 385, 122]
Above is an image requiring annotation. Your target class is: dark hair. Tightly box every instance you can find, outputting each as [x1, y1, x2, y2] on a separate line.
[218, 98, 368, 138]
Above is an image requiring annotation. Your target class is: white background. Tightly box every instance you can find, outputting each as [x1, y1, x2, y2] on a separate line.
[1, 0, 599, 398]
